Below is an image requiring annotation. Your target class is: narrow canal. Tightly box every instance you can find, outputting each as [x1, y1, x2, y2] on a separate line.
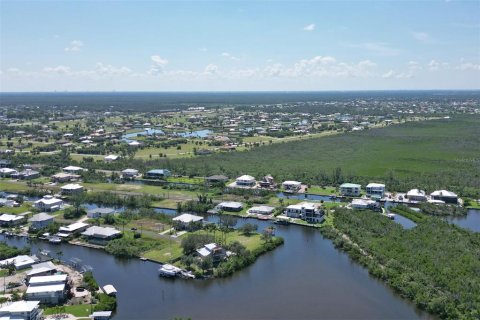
[0, 216, 434, 320]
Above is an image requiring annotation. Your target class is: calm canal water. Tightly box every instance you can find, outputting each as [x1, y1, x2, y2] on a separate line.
[449, 209, 480, 232]
[1, 217, 434, 320]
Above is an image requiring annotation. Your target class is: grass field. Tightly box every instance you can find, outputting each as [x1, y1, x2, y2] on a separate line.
[43, 304, 92, 317]
[167, 116, 480, 196]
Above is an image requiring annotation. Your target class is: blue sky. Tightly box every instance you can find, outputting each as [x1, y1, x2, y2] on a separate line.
[1, 0, 479, 91]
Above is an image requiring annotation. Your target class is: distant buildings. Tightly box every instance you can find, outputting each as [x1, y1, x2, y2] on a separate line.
[196, 243, 226, 262]
[62, 166, 84, 174]
[0, 213, 25, 227]
[339, 183, 361, 197]
[121, 168, 139, 179]
[87, 208, 116, 219]
[351, 199, 377, 209]
[104, 154, 119, 162]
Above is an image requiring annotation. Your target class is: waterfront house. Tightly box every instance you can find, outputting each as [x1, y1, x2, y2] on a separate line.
[430, 190, 458, 204]
[217, 201, 244, 212]
[351, 199, 377, 209]
[60, 183, 84, 195]
[145, 169, 171, 179]
[82, 226, 121, 245]
[0, 198, 18, 207]
[339, 183, 361, 197]
[27, 262, 58, 279]
[25, 274, 68, 305]
[0, 300, 42, 320]
[51, 172, 80, 183]
[247, 205, 275, 216]
[406, 189, 427, 202]
[0, 213, 25, 227]
[196, 243, 226, 262]
[34, 196, 63, 212]
[58, 222, 89, 236]
[102, 284, 117, 297]
[87, 207, 116, 219]
[285, 202, 324, 223]
[235, 175, 256, 187]
[62, 166, 84, 174]
[172, 213, 204, 231]
[29, 212, 54, 230]
[0, 255, 39, 270]
[366, 183, 386, 198]
[121, 168, 139, 179]
[282, 181, 302, 193]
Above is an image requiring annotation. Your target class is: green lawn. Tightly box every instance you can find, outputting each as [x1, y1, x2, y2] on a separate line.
[43, 304, 92, 317]
[307, 185, 337, 195]
[0, 203, 32, 214]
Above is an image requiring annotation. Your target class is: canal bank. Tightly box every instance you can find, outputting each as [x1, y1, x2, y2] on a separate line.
[0, 216, 434, 320]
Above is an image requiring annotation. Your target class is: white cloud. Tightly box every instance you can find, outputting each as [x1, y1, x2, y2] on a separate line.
[350, 42, 400, 56]
[428, 59, 449, 71]
[221, 52, 240, 61]
[407, 61, 422, 70]
[94, 63, 132, 75]
[412, 31, 431, 43]
[64, 40, 84, 52]
[204, 64, 219, 75]
[382, 70, 412, 79]
[303, 24, 315, 31]
[43, 65, 72, 74]
[148, 55, 169, 75]
[457, 62, 480, 71]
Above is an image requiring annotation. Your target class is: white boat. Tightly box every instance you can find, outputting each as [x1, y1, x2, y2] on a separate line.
[158, 264, 181, 277]
[48, 236, 62, 244]
[387, 213, 395, 220]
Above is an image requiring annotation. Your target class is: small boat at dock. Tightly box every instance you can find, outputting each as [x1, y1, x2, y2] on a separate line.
[158, 264, 181, 278]
[48, 236, 62, 244]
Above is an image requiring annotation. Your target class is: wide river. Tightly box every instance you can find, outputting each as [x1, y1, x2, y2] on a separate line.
[1, 215, 435, 320]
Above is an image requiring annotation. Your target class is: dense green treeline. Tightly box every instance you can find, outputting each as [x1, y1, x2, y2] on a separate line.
[322, 209, 480, 319]
[162, 116, 480, 197]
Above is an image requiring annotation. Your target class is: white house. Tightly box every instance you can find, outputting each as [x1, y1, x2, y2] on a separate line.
[0, 213, 25, 227]
[0, 300, 42, 320]
[196, 243, 226, 262]
[25, 274, 68, 305]
[34, 196, 63, 212]
[82, 226, 121, 245]
[0, 167, 18, 177]
[339, 183, 361, 197]
[406, 189, 427, 202]
[61, 183, 84, 195]
[0, 255, 38, 270]
[285, 202, 324, 223]
[247, 205, 275, 216]
[172, 213, 204, 230]
[121, 169, 139, 178]
[235, 175, 256, 187]
[104, 154, 119, 162]
[430, 190, 458, 204]
[62, 166, 84, 174]
[58, 222, 89, 236]
[282, 181, 302, 193]
[366, 183, 386, 198]
[217, 201, 244, 212]
[27, 261, 58, 279]
[351, 199, 377, 209]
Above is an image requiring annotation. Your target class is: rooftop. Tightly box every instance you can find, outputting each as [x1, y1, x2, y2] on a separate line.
[172, 213, 204, 224]
[0, 300, 39, 313]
